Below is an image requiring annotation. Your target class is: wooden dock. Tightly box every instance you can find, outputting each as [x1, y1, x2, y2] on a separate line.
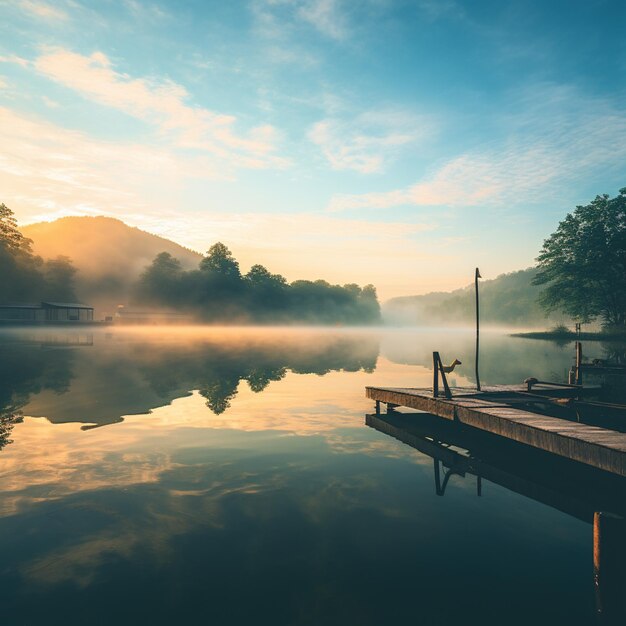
[366, 386, 626, 477]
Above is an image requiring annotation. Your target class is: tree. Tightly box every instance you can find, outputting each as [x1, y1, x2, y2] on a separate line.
[134, 252, 183, 305]
[199, 242, 240, 278]
[0, 203, 45, 302]
[132, 242, 382, 325]
[0, 203, 33, 254]
[533, 189, 626, 328]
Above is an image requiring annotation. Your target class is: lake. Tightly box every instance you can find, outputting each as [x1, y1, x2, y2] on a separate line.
[0, 326, 621, 625]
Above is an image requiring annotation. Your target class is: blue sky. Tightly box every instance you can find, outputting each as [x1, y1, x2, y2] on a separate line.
[0, 0, 625, 298]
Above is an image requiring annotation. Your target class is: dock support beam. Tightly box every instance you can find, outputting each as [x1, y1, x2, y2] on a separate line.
[432, 352, 452, 399]
[575, 341, 583, 386]
[594, 511, 626, 624]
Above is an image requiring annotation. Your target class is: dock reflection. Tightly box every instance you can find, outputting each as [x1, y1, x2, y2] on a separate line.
[366, 410, 626, 625]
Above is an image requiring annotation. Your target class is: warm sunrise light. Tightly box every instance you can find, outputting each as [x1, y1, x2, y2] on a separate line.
[1, 0, 625, 299]
[1, 3, 625, 625]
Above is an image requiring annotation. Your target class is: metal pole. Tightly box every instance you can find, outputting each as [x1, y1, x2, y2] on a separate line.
[475, 268, 482, 391]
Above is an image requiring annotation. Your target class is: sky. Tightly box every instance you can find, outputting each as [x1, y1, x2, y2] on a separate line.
[0, 0, 625, 300]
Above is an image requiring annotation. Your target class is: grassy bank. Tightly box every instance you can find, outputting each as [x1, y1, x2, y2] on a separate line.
[512, 329, 626, 342]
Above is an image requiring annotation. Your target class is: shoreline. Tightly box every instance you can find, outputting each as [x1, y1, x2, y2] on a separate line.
[512, 330, 626, 342]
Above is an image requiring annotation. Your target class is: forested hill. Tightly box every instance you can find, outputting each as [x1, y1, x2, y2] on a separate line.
[23, 216, 202, 313]
[19, 215, 381, 324]
[384, 268, 565, 327]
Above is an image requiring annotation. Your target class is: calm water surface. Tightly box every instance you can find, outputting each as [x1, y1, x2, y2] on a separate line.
[0, 327, 616, 625]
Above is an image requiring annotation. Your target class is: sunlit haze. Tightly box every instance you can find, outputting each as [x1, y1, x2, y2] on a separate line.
[1, 0, 624, 298]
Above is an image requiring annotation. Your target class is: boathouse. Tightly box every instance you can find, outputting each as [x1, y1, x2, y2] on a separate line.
[0, 302, 94, 323]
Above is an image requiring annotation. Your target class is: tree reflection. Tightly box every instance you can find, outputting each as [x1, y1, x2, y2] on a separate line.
[138, 336, 379, 415]
[199, 376, 240, 415]
[0, 339, 76, 450]
[0, 331, 379, 427]
[0, 404, 21, 451]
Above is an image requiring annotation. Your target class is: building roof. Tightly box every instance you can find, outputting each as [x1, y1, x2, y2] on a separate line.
[42, 302, 93, 309]
[0, 303, 42, 309]
[0, 302, 93, 309]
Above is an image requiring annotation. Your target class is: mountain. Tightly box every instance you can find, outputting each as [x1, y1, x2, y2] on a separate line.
[384, 268, 567, 327]
[23, 216, 202, 315]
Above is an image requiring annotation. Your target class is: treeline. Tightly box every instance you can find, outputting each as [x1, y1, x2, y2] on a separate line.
[0, 204, 77, 303]
[384, 268, 559, 327]
[133, 243, 381, 324]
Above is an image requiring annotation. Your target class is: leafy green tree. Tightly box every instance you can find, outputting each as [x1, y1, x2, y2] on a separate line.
[245, 264, 287, 316]
[133, 242, 382, 325]
[135, 252, 184, 305]
[0, 203, 45, 302]
[533, 189, 626, 328]
[200, 242, 241, 278]
[0, 203, 33, 254]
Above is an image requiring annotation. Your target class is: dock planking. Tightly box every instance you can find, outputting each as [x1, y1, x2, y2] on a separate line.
[366, 386, 626, 477]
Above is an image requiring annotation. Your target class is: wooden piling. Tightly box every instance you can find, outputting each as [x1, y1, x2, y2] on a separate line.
[576, 341, 583, 386]
[594, 511, 626, 624]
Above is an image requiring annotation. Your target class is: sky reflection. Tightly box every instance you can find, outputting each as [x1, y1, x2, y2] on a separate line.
[0, 327, 603, 625]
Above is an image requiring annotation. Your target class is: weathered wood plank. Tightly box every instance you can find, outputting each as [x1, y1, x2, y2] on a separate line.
[366, 386, 626, 477]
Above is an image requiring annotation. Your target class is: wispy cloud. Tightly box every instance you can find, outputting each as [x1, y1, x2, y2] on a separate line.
[415, 0, 464, 21]
[252, 0, 349, 41]
[18, 0, 70, 21]
[0, 106, 227, 219]
[309, 109, 433, 174]
[329, 84, 626, 211]
[0, 105, 436, 296]
[297, 0, 346, 40]
[30, 49, 287, 170]
[123, 0, 169, 21]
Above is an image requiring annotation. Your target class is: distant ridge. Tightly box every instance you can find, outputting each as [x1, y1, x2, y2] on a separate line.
[384, 268, 563, 327]
[23, 216, 203, 315]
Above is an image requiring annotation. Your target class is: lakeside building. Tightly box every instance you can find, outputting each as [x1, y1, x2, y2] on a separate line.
[0, 302, 94, 323]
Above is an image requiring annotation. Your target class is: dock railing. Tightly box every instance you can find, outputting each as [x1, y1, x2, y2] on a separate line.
[432, 351, 452, 400]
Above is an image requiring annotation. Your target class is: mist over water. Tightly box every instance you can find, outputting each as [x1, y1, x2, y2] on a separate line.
[0, 326, 615, 625]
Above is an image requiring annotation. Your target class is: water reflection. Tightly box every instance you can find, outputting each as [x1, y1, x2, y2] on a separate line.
[366, 410, 626, 520]
[0, 334, 77, 451]
[380, 328, 618, 384]
[0, 328, 379, 431]
[1, 327, 625, 437]
[0, 327, 618, 625]
[367, 410, 626, 625]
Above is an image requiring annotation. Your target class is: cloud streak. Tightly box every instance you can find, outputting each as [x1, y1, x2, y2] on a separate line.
[309, 110, 432, 174]
[18, 0, 69, 21]
[0, 106, 227, 218]
[32, 49, 287, 170]
[328, 85, 626, 211]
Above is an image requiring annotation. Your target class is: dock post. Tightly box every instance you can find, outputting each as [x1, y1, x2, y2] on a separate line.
[594, 511, 626, 624]
[433, 351, 439, 398]
[575, 342, 583, 386]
